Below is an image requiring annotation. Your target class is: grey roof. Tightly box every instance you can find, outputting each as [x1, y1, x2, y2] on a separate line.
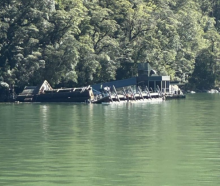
[20, 86, 40, 95]
[92, 77, 137, 91]
[19, 80, 52, 96]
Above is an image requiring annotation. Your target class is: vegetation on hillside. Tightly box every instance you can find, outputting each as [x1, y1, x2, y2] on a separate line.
[1, 0, 220, 90]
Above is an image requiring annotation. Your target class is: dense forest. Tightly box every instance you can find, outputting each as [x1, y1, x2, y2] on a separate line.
[1, 0, 220, 92]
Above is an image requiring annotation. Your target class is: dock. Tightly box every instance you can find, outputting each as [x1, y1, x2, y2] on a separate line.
[92, 86, 165, 104]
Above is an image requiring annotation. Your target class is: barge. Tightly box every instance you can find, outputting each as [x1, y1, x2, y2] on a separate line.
[16, 80, 164, 104]
[16, 80, 94, 103]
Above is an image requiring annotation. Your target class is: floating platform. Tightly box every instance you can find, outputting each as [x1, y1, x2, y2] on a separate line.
[16, 80, 184, 104]
[16, 80, 94, 103]
[165, 94, 186, 100]
[99, 98, 164, 105]
[92, 90, 165, 104]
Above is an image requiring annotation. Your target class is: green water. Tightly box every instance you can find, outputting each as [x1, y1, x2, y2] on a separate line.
[0, 94, 220, 186]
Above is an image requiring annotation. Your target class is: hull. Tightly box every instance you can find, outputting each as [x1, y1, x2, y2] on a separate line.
[34, 91, 91, 102]
[16, 92, 91, 102]
[16, 80, 94, 103]
[16, 89, 93, 103]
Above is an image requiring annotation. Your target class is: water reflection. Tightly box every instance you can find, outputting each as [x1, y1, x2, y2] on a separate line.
[40, 105, 49, 138]
[0, 95, 220, 185]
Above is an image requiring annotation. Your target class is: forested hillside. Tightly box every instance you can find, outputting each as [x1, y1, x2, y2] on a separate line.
[1, 0, 220, 90]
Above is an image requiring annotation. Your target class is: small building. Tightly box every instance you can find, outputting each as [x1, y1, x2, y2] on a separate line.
[137, 63, 170, 93]
[16, 80, 53, 102]
[92, 63, 171, 93]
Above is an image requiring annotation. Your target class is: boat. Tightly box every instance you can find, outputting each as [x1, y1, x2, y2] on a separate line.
[16, 80, 94, 102]
[166, 86, 186, 100]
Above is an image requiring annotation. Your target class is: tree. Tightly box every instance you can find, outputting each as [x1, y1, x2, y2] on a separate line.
[75, 1, 120, 85]
[0, 0, 55, 86]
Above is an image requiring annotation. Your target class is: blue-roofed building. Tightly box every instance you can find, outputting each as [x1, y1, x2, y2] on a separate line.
[92, 77, 137, 92]
[137, 63, 170, 93]
[91, 63, 171, 93]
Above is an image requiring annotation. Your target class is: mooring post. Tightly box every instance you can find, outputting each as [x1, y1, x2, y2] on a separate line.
[157, 85, 162, 97]
[108, 89, 113, 102]
[138, 86, 144, 100]
[129, 86, 136, 101]
[146, 86, 152, 99]
[113, 85, 120, 102]
[122, 87, 126, 97]
[123, 87, 129, 102]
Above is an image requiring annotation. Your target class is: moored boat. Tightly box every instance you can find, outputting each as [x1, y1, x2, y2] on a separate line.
[16, 80, 94, 103]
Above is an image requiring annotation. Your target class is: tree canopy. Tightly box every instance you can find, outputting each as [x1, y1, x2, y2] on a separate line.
[0, 0, 220, 90]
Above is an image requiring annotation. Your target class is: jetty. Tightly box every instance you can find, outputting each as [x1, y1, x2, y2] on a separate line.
[92, 85, 165, 104]
[92, 63, 185, 103]
[14, 63, 185, 104]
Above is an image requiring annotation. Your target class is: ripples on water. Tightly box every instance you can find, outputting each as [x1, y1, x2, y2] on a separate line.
[0, 94, 220, 186]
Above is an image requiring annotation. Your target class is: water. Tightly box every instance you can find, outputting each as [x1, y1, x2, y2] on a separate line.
[0, 94, 220, 186]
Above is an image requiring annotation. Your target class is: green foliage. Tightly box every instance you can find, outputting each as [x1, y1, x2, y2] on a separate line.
[1, 0, 220, 90]
[189, 49, 216, 90]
